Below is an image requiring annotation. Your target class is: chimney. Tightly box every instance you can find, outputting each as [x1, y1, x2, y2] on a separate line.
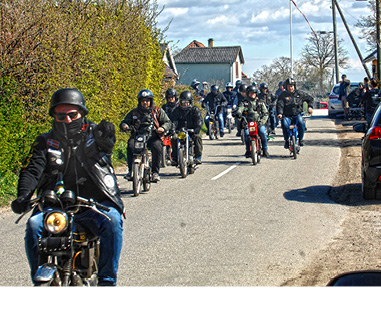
[208, 38, 214, 48]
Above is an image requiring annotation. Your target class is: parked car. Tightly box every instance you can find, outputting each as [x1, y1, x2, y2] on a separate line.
[328, 82, 360, 118]
[353, 103, 381, 199]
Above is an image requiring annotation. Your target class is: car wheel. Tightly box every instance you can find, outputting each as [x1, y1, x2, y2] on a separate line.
[362, 180, 376, 200]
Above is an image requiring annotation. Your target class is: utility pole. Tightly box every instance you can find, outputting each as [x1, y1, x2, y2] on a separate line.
[290, 1, 293, 77]
[332, 0, 339, 83]
[333, 0, 372, 78]
[377, 0, 380, 80]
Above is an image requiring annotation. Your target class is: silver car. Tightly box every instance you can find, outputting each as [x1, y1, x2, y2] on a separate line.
[328, 82, 360, 118]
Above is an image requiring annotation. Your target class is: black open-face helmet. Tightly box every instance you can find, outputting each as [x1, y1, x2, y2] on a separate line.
[49, 88, 88, 116]
[165, 88, 178, 101]
[138, 89, 154, 106]
[239, 84, 248, 93]
[284, 78, 296, 90]
[179, 91, 193, 110]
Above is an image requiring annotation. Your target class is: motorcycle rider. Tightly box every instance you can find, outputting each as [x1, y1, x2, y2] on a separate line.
[170, 91, 203, 165]
[276, 78, 313, 148]
[275, 81, 284, 98]
[191, 79, 203, 100]
[202, 84, 228, 137]
[232, 84, 248, 137]
[258, 82, 277, 135]
[120, 89, 171, 182]
[236, 85, 269, 158]
[161, 88, 179, 122]
[223, 82, 237, 127]
[11, 88, 124, 286]
[233, 80, 242, 93]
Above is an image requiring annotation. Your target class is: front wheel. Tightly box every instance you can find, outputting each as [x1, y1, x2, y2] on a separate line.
[291, 135, 297, 159]
[132, 162, 142, 196]
[209, 122, 215, 140]
[250, 140, 258, 165]
[161, 145, 167, 168]
[179, 148, 188, 178]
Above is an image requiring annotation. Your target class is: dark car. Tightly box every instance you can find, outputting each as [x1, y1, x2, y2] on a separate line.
[353, 103, 381, 199]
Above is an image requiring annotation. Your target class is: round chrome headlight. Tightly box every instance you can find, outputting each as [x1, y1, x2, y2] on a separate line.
[178, 132, 186, 140]
[44, 211, 68, 235]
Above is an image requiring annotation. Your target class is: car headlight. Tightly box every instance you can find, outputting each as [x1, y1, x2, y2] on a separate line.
[178, 132, 186, 139]
[44, 211, 68, 235]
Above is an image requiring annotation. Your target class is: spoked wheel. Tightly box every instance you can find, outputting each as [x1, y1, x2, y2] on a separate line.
[227, 119, 232, 134]
[132, 162, 142, 196]
[250, 140, 258, 165]
[143, 168, 151, 192]
[209, 123, 215, 140]
[241, 129, 245, 144]
[179, 148, 188, 178]
[291, 135, 297, 159]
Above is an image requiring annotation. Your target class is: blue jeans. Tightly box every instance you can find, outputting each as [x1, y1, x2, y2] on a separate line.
[281, 114, 305, 141]
[25, 201, 123, 285]
[205, 113, 224, 133]
[244, 125, 268, 152]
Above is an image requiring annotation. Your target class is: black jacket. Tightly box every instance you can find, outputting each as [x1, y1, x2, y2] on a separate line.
[362, 88, 381, 115]
[276, 89, 313, 117]
[17, 118, 124, 214]
[202, 92, 228, 113]
[171, 105, 203, 134]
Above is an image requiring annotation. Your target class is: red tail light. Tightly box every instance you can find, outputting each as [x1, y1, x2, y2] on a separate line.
[369, 126, 381, 139]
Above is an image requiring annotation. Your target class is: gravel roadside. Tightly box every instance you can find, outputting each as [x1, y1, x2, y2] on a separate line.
[282, 117, 381, 286]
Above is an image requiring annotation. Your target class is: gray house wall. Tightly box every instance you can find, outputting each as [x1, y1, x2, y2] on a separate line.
[176, 63, 232, 87]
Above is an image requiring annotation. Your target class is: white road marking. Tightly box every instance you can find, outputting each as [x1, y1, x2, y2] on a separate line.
[211, 162, 240, 180]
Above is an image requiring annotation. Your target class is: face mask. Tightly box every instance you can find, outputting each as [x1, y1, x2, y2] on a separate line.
[53, 117, 84, 140]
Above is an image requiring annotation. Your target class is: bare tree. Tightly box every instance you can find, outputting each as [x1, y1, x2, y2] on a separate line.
[299, 32, 349, 94]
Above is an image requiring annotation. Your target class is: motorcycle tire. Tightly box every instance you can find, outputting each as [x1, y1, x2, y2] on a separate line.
[250, 140, 258, 165]
[179, 148, 188, 178]
[132, 162, 142, 196]
[209, 123, 215, 140]
[227, 120, 232, 134]
[161, 145, 167, 168]
[291, 135, 297, 159]
[241, 129, 245, 144]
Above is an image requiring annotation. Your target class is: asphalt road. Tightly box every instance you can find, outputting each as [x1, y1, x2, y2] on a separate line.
[0, 111, 348, 286]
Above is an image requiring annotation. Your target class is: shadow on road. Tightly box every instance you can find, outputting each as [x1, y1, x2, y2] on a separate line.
[284, 184, 381, 207]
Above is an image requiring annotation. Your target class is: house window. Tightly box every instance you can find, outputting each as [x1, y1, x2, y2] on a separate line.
[235, 62, 239, 77]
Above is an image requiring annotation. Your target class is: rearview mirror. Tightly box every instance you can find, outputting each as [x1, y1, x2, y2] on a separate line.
[353, 122, 367, 133]
[327, 271, 381, 286]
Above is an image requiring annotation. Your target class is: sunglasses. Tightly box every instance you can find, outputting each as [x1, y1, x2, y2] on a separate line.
[55, 111, 80, 121]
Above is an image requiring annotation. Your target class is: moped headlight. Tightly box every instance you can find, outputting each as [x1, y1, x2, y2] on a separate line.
[178, 132, 186, 140]
[134, 142, 145, 149]
[44, 211, 68, 235]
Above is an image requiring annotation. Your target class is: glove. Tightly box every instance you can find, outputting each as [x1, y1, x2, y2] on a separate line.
[11, 197, 29, 215]
[94, 120, 116, 153]
[94, 120, 115, 139]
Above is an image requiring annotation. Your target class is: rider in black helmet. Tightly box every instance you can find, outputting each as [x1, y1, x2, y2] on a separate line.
[170, 91, 203, 165]
[162, 88, 179, 122]
[258, 82, 277, 135]
[120, 89, 171, 182]
[202, 85, 228, 137]
[12, 88, 124, 286]
[276, 78, 313, 148]
[232, 84, 248, 137]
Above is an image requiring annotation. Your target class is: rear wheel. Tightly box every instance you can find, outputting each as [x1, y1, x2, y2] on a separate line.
[132, 163, 142, 196]
[291, 135, 297, 159]
[250, 140, 258, 165]
[143, 168, 151, 192]
[179, 148, 188, 178]
[362, 178, 376, 200]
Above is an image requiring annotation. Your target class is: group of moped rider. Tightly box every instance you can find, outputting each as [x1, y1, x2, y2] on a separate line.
[11, 76, 313, 286]
[190, 77, 314, 158]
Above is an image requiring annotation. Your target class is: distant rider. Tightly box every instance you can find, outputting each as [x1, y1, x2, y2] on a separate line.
[170, 91, 203, 165]
[202, 85, 228, 137]
[276, 78, 313, 148]
[223, 82, 237, 127]
[236, 85, 269, 158]
[232, 84, 248, 137]
[258, 82, 277, 135]
[120, 89, 171, 182]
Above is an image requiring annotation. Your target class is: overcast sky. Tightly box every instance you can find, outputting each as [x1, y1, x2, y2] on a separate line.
[156, 0, 373, 83]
